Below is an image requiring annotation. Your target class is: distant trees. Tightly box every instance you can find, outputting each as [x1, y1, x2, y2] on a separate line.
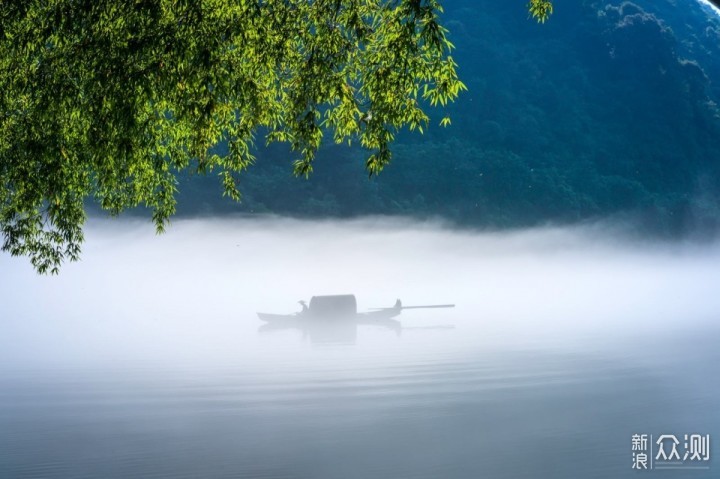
[175, 0, 720, 237]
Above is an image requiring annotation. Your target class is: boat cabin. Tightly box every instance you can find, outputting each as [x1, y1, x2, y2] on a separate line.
[307, 294, 357, 318]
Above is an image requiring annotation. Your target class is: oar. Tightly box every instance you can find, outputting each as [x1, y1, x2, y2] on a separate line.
[402, 325, 455, 330]
[369, 304, 455, 310]
[400, 304, 455, 309]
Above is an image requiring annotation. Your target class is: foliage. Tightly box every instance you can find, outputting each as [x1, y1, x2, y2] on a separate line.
[1, 0, 472, 273]
[528, 0, 553, 23]
[173, 0, 720, 238]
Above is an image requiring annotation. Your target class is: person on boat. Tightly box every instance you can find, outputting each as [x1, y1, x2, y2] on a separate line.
[298, 300, 309, 315]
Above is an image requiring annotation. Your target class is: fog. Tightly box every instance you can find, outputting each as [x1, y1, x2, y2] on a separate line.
[1, 217, 719, 372]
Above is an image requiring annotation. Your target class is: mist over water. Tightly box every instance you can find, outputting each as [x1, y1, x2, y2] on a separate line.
[1, 217, 719, 478]
[1, 217, 719, 366]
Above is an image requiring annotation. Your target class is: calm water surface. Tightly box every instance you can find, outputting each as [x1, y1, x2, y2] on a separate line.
[1, 220, 719, 478]
[1, 325, 718, 479]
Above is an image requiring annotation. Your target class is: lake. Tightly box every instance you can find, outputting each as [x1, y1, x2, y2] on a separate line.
[1, 219, 718, 478]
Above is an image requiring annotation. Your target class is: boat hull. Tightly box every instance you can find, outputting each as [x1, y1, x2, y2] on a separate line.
[256, 309, 401, 323]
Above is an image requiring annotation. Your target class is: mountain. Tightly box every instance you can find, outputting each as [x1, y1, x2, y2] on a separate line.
[175, 0, 720, 235]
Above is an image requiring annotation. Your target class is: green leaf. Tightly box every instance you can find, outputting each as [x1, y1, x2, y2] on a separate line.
[0, 0, 549, 272]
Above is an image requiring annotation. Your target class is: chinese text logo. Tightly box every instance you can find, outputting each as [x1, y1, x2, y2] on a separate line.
[632, 434, 710, 471]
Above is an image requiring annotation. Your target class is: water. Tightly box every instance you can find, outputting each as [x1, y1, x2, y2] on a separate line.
[1, 218, 718, 478]
[1, 338, 717, 478]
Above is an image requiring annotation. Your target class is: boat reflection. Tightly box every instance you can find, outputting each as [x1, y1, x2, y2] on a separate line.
[258, 316, 403, 344]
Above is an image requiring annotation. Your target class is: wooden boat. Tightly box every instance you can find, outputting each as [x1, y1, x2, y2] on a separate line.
[257, 295, 454, 344]
[257, 294, 453, 322]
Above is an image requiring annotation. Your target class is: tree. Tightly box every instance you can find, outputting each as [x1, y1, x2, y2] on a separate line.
[1, 0, 551, 273]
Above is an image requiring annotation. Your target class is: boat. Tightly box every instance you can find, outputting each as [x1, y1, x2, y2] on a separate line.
[257, 294, 454, 344]
[257, 294, 454, 322]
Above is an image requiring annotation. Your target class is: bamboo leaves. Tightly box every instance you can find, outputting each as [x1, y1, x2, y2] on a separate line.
[0, 0, 550, 272]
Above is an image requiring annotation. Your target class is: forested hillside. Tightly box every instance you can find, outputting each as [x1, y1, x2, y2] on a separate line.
[175, 0, 720, 235]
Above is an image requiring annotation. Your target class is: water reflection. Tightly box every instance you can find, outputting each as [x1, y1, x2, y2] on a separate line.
[259, 316, 402, 344]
